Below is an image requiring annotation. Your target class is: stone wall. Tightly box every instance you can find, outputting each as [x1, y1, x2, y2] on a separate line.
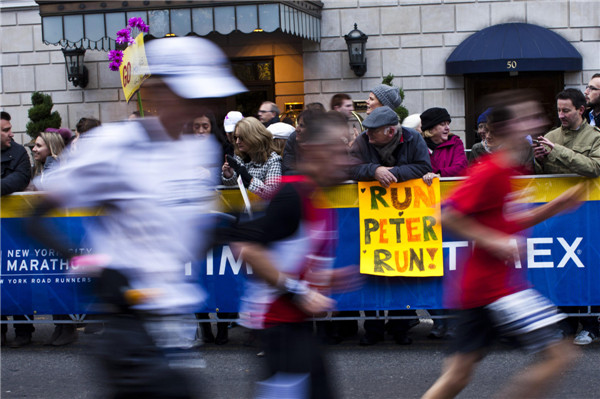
[304, 0, 600, 142]
[2, 1, 599, 145]
[1, 3, 136, 145]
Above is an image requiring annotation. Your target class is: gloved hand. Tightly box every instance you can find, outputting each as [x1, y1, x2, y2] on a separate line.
[226, 155, 252, 187]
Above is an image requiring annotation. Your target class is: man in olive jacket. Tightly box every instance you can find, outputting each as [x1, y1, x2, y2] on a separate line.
[534, 88, 600, 346]
[534, 89, 600, 177]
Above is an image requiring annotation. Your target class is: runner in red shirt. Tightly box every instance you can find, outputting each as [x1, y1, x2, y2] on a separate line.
[229, 112, 361, 399]
[423, 91, 586, 399]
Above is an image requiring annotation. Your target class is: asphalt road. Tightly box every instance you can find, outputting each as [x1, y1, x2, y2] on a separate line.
[2, 318, 599, 399]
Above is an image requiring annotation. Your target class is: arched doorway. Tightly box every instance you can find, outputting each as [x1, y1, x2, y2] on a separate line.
[446, 23, 582, 147]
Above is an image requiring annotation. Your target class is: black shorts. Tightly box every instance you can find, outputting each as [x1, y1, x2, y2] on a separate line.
[453, 306, 563, 355]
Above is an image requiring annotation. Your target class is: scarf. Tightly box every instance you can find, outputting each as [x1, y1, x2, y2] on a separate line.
[374, 131, 402, 166]
[425, 137, 440, 152]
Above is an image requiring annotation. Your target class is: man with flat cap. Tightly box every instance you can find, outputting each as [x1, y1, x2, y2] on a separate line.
[350, 106, 431, 187]
[349, 106, 431, 345]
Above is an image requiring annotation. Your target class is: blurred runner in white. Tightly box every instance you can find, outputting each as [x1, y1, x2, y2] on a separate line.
[30, 36, 246, 399]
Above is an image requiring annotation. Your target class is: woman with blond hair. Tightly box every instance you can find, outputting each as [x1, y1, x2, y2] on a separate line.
[31, 129, 79, 346]
[221, 116, 281, 199]
[32, 130, 68, 181]
[420, 107, 468, 186]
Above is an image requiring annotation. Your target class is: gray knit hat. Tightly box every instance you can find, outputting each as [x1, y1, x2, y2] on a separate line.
[371, 85, 402, 109]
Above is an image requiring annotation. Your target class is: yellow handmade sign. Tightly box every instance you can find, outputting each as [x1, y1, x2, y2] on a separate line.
[120, 33, 150, 102]
[358, 179, 443, 277]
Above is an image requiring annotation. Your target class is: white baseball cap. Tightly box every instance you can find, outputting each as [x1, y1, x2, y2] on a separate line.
[267, 122, 295, 139]
[223, 111, 244, 133]
[142, 37, 247, 99]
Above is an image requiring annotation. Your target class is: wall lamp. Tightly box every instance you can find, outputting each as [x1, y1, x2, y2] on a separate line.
[344, 23, 368, 77]
[62, 47, 88, 88]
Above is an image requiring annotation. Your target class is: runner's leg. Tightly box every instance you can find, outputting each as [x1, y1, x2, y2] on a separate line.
[495, 339, 578, 399]
[421, 351, 481, 399]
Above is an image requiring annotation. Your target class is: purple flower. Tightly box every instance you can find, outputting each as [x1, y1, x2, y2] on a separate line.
[108, 50, 124, 63]
[109, 61, 121, 71]
[128, 17, 149, 33]
[115, 28, 132, 45]
[108, 19, 149, 72]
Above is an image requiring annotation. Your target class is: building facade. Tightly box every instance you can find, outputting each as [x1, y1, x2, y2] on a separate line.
[1, 0, 599, 146]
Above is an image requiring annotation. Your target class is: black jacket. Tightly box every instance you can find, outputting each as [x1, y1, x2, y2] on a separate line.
[349, 127, 431, 182]
[282, 131, 299, 175]
[1, 141, 32, 195]
[263, 115, 280, 128]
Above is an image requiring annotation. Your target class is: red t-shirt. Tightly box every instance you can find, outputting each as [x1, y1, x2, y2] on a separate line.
[245, 176, 337, 327]
[446, 153, 529, 309]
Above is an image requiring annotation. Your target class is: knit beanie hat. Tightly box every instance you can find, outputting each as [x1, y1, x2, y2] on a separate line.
[477, 108, 492, 125]
[420, 107, 451, 132]
[371, 85, 402, 109]
[45, 127, 74, 146]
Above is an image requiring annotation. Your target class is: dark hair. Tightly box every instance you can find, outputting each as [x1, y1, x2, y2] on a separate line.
[281, 117, 295, 126]
[483, 89, 539, 136]
[192, 109, 231, 155]
[304, 111, 348, 144]
[556, 88, 586, 110]
[76, 117, 101, 134]
[297, 108, 326, 126]
[305, 102, 326, 112]
[591, 73, 600, 80]
[1, 111, 10, 121]
[330, 93, 352, 110]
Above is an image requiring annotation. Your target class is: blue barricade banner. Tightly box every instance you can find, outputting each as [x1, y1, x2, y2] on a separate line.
[1, 178, 599, 315]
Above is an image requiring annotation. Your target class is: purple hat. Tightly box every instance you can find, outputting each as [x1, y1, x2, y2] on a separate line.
[45, 128, 74, 145]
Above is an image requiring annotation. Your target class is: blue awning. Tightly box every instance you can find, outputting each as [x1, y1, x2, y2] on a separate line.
[446, 23, 582, 74]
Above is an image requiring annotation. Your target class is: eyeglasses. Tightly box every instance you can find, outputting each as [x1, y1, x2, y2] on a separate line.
[258, 110, 273, 114]
[585, 85, 599, 92]
[233, 135, 243, 142]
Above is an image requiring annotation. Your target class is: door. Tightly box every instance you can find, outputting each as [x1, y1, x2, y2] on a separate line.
[464, 72, 564, 147]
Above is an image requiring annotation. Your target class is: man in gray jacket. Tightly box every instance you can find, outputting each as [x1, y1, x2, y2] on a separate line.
[349, 106, 431, 186]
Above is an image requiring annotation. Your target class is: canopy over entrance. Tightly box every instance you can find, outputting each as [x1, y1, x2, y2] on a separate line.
[446, 23, 582, 74]
[35, 0, 323, 50]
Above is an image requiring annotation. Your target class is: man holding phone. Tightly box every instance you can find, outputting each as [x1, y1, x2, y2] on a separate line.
[534, 88, 600, 177]
[533, 88, 600, 346]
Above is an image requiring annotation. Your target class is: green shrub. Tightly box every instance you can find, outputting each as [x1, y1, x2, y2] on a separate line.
[25, 92, 62, 140]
